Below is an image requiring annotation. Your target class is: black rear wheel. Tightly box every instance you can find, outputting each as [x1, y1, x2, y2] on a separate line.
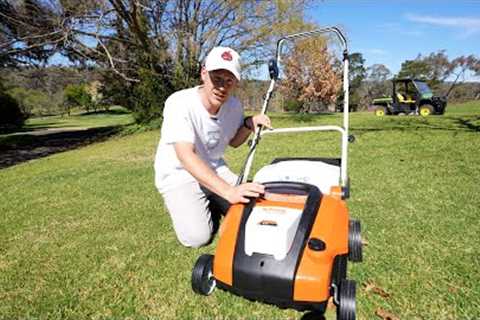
[191, 254, 216, 295]
[348, 219, 362, 262]
[336, 279, 356, 320]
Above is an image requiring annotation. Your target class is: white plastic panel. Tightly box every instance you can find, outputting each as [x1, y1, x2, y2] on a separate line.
[253, 160, 340, 195]
[244, 206, 302, 260]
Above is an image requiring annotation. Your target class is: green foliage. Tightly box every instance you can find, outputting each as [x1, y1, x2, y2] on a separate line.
[2, 0, 316, 124]
[282, 99, 304, 112]
[6, 87, 30, 114]
[131, 68, 174, 124]
[26, 90, 53, 115]
[7, 87, 58, 116]
[64, 84, 92, 112]
[337, 52, 366, 110]
[0, 88, 26, 131]
[362, 64, 393, 107]
[398, 59, 431, 80]
[349, 52, 367, 90]
[0, 79, 27, 130]
[1, 66, 100, 116]
[397, 51, 458, 90]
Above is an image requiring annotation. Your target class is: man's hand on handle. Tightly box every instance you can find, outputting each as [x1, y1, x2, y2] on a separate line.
[224, 182, 265, 204]
[246, 114, 272, 131]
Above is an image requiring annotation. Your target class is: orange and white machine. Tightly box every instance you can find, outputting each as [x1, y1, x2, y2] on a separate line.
[192, 28, 362, 320]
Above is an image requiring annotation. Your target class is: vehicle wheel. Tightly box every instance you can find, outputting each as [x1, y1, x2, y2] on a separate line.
[419, 104, 433, 117]
[348, 219, 362, 262]
[336, 279, 356, 320]
[374, 106, 386, 117]
[191, 254, 216, 295]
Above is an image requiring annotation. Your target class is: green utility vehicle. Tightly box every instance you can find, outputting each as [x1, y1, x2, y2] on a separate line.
[371, 78, 447, 117]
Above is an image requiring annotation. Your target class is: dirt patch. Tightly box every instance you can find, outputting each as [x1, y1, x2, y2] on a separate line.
[0, 126, 123, 169]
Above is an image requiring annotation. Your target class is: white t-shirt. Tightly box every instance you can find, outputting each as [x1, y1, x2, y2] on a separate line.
[154, 86, 244, 192]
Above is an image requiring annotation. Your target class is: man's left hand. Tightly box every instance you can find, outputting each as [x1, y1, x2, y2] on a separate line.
[251, 114, 272, 130]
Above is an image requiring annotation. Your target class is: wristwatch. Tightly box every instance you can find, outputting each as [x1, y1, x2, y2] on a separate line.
[243, 116, 253, 130]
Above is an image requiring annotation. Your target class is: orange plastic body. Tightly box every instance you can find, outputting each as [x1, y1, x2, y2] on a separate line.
[213, 204, 244, 286]
[293, 194, 348, 301]
[213, 189, 349, 303]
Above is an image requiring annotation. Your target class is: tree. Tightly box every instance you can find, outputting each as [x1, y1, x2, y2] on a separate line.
[64, 84, 92, 113]
[398, 51, 480, 96]
[367, 64, 391, 82]
[363, 63, 392, 102]
[345, 52, 366, 109]
[0, 66, 99, 116]
[7, 87, 30, 115]
[84, 80, 104, 112]
[446, 55, 480, 97]
[0, 79, 26, 131]
[280, 38, 341, 113]
[1, 0, 314, 123]
[349, 53, 366, 91]
[397, 50, 454, 89]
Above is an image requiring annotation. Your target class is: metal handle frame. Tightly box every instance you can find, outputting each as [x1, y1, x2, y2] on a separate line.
[237, 27, 350, 189]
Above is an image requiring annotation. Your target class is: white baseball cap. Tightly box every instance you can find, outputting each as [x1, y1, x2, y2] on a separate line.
[205, 46, 241, 80]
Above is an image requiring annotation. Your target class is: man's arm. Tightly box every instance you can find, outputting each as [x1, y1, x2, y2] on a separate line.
[229, 124, 252, 147]
[229, 114, 272, 148]
[174, 142, 265, 203]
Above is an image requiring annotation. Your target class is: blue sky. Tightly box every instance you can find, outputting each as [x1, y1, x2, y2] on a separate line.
[49, 1, 480, 80]
[307, 1, 480, 78]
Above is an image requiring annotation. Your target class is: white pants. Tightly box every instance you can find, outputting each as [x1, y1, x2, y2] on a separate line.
[159, 168, 237, 248]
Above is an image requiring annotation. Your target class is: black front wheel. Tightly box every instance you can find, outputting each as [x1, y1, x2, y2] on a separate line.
[191, 254, 216, 295]
[336, 279, 356, 320]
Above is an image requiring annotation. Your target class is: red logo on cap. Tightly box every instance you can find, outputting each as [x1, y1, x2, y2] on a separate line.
[221, 51, 233, 61]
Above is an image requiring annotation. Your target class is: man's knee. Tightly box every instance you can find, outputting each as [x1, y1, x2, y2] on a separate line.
[179, 230, 212, 248]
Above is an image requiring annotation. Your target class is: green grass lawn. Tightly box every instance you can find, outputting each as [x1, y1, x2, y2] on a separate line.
[0, 107, 135, 151]
[24, 106, 134, 131]
[1, 102, 479, 319]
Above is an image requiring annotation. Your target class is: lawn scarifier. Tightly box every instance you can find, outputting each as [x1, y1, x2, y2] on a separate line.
[191, 27, 363, 320]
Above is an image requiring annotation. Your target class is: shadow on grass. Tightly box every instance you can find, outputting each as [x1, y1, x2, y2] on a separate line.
[81, 108, 130, 116]
[0, 125, 125, 169]
[271, 112, 338, 123]
[352, 115, 480, 136]
[453, 116, 480, 132]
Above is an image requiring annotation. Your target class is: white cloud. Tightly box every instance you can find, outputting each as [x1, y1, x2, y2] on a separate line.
[378, 22, 424, 37]
[406, 14, 480, 37]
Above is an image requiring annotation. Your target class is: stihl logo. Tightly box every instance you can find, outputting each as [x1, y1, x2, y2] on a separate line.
[221, 51, 233, 61]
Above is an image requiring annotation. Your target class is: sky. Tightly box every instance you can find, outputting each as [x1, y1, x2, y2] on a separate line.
[307, 0, 480, 79]
[48, 1, 480, 80]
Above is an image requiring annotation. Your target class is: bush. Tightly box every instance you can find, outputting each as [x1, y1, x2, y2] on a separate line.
[64, 84, 92, 112]
[131, 68, 174, 124]
[283, 99, 304, 112]
[8, 87, 60, 116]
[0, 91, 26, 132]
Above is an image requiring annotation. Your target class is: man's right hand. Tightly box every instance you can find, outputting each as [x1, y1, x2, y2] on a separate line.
[224, 182, 265, 204]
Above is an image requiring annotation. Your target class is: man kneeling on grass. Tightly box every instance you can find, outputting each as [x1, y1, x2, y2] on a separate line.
[154, 46, 272, 248]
